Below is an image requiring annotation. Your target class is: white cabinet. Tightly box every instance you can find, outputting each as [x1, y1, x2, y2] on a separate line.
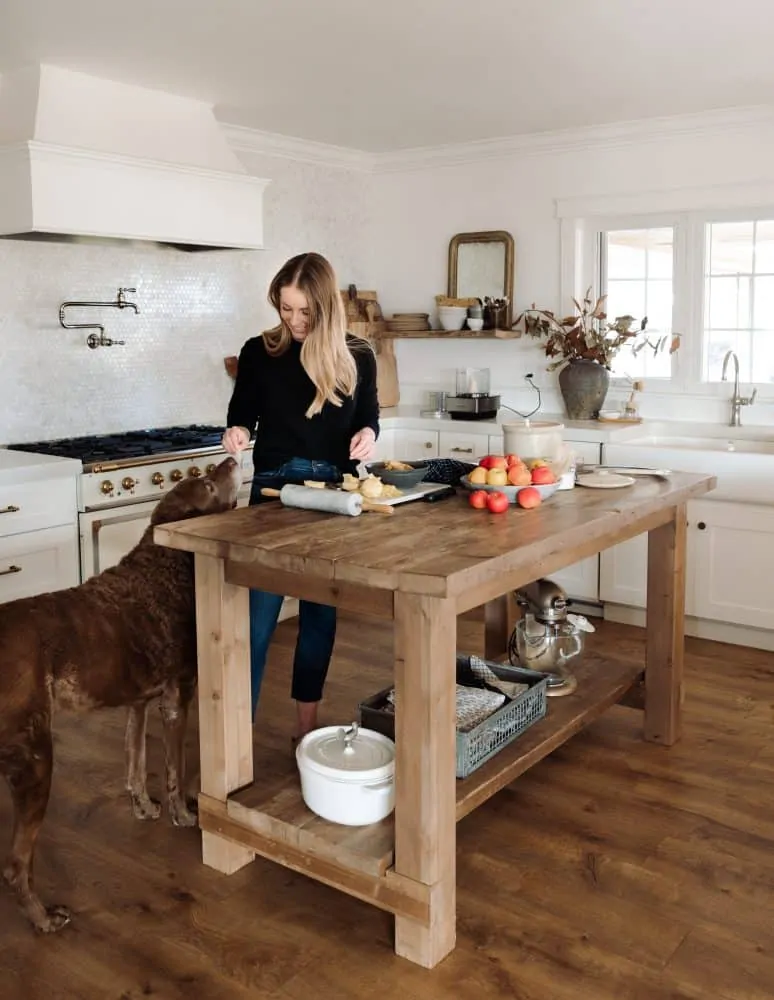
[439, 430, 484, 460]
[601, 499, 774, 629]
[691, 500, 774, 630]
[0, 524, 79, 603]
[388, 430, 439, 460]
[550, 440, 602, 603]
[0, 472, 79, 603]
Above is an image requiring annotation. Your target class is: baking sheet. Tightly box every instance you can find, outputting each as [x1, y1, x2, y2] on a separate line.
[367, 481, 452, 506]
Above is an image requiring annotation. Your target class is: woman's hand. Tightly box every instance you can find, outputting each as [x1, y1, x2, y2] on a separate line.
[349, 426, 376, 462]
[222, 426, 251, 455]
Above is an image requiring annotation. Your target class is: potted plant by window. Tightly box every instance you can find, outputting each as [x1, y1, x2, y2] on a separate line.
[512, 289, 680, 420]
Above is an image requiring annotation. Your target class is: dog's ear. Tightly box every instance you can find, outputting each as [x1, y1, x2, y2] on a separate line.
[151, 480, 221, 526]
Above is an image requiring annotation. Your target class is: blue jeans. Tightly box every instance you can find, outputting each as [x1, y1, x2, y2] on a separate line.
[248, 458, 340, 718]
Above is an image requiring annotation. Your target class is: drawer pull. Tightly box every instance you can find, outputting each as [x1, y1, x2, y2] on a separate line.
[0, 564, 22, 577]
[0, 504, 20, 515]
[450, 447, 474, 454]
[424, 441, 433, 449]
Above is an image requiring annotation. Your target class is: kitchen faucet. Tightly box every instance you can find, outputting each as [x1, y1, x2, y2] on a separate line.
[720, 350, 757, 427]
[58, 287, 140, 349]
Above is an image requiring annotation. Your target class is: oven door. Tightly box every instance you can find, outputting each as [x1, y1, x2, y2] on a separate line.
[79, 484, 252, 582]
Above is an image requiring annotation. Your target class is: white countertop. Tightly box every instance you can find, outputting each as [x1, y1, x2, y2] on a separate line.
[0, 448, 82, 487]
[379, 407, 636, 443]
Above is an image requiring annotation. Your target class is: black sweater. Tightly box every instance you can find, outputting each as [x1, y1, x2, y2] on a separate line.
[226, 333, 380, 475]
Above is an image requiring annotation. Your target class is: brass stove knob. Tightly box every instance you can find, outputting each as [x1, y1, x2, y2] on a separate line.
[151, 471, 165, 486]
[121, 476, 137, 490]
[188, 466, 202, 478]
[100, 480, 114, 495]
[205, 463, 216, 475]
[169, 469, 183, 482]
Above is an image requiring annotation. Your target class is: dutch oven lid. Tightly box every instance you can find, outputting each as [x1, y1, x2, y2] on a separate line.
[297, 723, 395, 775]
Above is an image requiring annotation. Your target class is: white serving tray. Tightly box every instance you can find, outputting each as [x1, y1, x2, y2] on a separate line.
[368, 481, 451, 506]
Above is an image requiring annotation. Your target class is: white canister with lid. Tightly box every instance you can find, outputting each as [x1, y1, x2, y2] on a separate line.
[296, 723, 395, 826]
[502, 420, 565, 462]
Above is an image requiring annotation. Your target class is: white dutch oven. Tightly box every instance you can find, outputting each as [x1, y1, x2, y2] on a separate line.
[296, 723, 395, 826]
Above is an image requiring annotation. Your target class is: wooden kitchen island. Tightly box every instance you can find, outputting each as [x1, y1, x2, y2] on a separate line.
[155, 471, 715, 969]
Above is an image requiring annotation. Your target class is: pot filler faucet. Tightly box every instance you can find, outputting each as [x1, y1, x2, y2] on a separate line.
[59, 287, 140, 349]
[721, 350, 757, 427]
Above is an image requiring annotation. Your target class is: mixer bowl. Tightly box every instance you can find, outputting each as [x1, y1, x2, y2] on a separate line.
[514, 618, 585, 673]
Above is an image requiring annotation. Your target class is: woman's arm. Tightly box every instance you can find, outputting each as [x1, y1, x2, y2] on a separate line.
[349, 342, 380, 462]
[351, 343, 380, 439]
[226, 338, 262, 434]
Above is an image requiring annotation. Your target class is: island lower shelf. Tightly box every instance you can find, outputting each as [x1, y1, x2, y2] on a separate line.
[198, 652, 644, 899]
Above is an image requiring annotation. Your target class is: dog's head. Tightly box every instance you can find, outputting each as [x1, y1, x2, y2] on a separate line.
[151, 457, 242, 526]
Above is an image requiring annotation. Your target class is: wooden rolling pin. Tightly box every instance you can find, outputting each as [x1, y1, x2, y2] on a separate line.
[260, 485, 394, 516]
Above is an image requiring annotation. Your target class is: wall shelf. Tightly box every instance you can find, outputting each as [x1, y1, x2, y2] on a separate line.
[379, 328, 517, 340]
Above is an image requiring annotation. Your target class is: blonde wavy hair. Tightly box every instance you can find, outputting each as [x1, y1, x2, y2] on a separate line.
[264, 253, 360, 418]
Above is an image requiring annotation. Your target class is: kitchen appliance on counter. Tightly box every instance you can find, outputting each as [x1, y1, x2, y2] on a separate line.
[446, 367, 501, 421]
[509, 577, 595, 697]
[7, 425, 253, 581]
[420, 390, 451, 419]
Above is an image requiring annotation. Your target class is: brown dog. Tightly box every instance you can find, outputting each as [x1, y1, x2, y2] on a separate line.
[0, 456, 242, 933]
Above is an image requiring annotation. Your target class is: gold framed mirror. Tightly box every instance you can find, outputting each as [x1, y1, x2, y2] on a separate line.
[448, 230, 515, 328]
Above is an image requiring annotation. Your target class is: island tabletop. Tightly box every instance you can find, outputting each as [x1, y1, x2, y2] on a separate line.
[155, 470, 716, 969]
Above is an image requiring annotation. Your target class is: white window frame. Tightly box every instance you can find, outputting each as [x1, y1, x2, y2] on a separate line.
[558, 187, 774, 402]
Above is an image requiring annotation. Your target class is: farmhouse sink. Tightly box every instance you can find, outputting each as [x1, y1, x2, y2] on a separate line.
[622, 434, 774, 456]
[606, 422, 774, 503]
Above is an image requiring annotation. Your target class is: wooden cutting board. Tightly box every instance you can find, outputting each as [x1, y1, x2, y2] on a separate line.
[340, 286, 399, 408]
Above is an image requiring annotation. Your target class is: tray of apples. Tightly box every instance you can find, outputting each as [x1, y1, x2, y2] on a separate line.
[461, 454, 559, 512]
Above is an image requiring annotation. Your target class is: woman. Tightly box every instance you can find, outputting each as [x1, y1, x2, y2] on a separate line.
[222, 252, 379, 739]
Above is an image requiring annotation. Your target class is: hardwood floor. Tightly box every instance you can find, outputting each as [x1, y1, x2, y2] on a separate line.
[1, 615, 773, 1000]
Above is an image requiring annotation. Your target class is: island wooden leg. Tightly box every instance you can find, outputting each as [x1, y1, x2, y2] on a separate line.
[194, 553, 255, 873]
[393, 592, 457, 968]
[644, 505, 687, 745]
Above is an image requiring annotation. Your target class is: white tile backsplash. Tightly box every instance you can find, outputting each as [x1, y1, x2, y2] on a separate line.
[0, 152, 373, 444]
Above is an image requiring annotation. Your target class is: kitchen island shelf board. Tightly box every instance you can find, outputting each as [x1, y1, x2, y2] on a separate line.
[154, 470, 715, 970]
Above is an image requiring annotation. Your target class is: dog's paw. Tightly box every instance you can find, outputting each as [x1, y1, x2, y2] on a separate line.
[169, 800, 198, 828]
[35, 905, 71, 934]
[130, 793, 162, 821]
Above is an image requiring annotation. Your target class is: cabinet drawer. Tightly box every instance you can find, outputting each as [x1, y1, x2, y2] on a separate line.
[392, 430, 439, 460]
[439, 432, 485, 460]
[0, 525, 80, 604]
[566, 440, 601, 465]
[0, 477, 77, 537]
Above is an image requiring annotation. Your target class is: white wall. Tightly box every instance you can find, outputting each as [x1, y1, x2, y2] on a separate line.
[371, 119, 774, 424]
[0, 152, 372, 444]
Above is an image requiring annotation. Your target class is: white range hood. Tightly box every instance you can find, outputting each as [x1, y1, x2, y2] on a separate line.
[0, 65, 269, 251]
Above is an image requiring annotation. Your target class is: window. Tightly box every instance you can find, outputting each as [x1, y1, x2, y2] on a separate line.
[704, 220, 774, 385]
[598, 227, 675, 380]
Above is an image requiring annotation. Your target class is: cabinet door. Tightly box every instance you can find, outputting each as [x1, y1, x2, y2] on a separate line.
[439, 431, 484, 461]
[391, 430, 439, 460]
[0, 525, 79, 603]
[691, 500, 774, 629]
[370, 429, 396, 464]
[550, 440, 602, 602]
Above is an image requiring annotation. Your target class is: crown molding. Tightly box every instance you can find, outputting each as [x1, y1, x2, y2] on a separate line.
[222, 123, 372, 171]
[373, 105, 774, 173]
[222, 105, 774, 175]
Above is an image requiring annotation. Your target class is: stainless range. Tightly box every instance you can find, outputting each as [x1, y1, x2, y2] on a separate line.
[8, 425, 254, 581]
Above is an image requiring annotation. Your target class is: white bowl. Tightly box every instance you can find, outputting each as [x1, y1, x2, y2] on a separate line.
[438, 306, 467, 331]
[460, 476, 559, 505]
[467, 318, 484, 331]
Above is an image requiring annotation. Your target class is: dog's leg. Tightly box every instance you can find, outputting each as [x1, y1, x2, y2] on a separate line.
[1, 718, 70, 933]
[124, 702, 161, 820]
[160, 682, 197, 827]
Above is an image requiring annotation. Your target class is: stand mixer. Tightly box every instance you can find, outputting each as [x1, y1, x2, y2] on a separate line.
[508, 578, 595, 697]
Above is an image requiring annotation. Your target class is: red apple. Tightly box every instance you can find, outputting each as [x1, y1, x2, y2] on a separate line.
[468, 489, 488, 510]
[478, 455, 495, 470]
[517, 486, 542, 509]
[486, 490, 510, 514]
[505, 453, 520, 467]
[531, 466, 556, 485]
[489, 456, 508, 470]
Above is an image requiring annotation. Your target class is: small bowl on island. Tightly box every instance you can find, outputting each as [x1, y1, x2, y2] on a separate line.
[365, 460, 428, 489]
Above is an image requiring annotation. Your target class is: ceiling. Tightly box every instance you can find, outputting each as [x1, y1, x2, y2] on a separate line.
[1, 0, 772, 153]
